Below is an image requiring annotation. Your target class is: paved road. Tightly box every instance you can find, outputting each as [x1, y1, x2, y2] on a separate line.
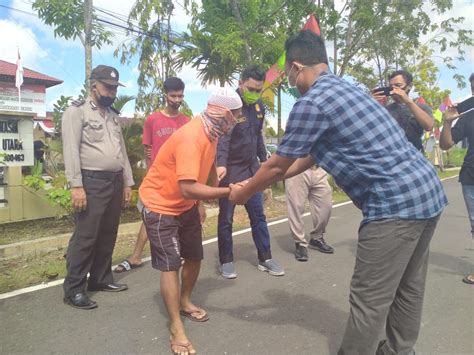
[1, 178, 472, 355]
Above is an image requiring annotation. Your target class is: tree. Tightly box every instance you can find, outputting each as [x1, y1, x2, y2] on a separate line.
[32, 0, 113, 92]
[408, 45, 451, 110]
[115, 0, 178, 114]
[175, 0, 318, 87]
[314, 0, 472, 89]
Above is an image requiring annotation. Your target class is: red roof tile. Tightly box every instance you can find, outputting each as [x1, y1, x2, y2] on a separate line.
[0, 59, 63, 88]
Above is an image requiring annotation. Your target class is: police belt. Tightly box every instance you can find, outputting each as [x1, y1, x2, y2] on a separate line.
[81, 169, 123, 181]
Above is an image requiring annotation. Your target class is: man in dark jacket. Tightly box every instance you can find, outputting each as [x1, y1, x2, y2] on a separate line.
[216, 65, 284, 279]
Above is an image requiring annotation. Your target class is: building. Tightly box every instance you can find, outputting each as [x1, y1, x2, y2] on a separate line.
[0, 59, 63, 223]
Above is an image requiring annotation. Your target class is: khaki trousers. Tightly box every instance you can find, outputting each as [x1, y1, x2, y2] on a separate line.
[285, 167, 332, 247]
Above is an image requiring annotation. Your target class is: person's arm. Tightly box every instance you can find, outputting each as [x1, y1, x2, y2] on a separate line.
[283, 155, 315, 179]
[439, 106, 461, 150]
[142, 115, 153, 165]
[179, 180, 230, 200]
[256, 106, 267, 162]
[229, 154, 296, 204]
[62, 106, 87, 211]
[391, 87, 434, 131]
[216, 130, 231, 180]
[208, 163, 219, 187]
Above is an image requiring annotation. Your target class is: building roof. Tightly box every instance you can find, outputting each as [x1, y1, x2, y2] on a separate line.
[0, 60, 63, 88]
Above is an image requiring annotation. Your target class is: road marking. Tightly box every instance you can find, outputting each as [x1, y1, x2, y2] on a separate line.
[0, 175, 457, 300]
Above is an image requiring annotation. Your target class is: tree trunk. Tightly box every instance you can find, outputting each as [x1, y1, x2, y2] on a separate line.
[277, 84, 282, 143]
[229, 0, 252, 64]
[84, 0, 93, 95]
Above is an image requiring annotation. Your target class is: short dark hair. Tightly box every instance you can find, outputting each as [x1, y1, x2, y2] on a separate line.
[388, 70, 413, 86]
[469, 73, 474, 83]
[285, 30, 328, 66]
[241, 65, 266, 82]
[164, 77, 185, 93]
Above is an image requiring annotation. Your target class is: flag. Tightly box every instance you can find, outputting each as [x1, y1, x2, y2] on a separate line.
[265, 14, 321, 87]
[15, 50, 24, 89]
[439, 96, 452, 112]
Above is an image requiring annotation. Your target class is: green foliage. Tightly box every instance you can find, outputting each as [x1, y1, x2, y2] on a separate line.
[32, 0, 113, 48]
[408, 45, 451, 110]
[23, 173, 72, 215]
[115, 0, 177, 114]
[332, 0, 472, 89]
[52, 95, 72, 135]
[23, 175, 46, 190]
[445, 147, 467, 167]
[175, 0, 318, 87]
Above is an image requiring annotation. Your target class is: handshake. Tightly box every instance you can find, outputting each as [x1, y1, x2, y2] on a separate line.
[228, 179, 250, 204]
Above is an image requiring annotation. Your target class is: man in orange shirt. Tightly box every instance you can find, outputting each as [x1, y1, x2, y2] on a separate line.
[139, 87, 242, 355]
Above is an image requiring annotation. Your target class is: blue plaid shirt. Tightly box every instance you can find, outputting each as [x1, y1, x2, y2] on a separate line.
[277, 72, 447, 224]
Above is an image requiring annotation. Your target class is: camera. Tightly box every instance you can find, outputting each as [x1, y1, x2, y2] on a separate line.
[372, 86, 393, 96]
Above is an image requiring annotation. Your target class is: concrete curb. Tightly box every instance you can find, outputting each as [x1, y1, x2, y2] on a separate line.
[0, 208, 221, 261]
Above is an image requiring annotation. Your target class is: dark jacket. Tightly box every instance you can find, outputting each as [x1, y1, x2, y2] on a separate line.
[217, 91, 267, 184]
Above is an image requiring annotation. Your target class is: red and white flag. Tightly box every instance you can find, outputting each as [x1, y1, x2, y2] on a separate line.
[15, 50, 24, 89]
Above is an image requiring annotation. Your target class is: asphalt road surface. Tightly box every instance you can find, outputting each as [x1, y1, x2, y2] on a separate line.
[1, 177, 472, 354]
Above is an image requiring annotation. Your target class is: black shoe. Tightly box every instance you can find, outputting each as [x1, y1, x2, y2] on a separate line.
[294, 244, 308, 261]
[88, 283, 128, 292]
[308, 237, 334, 254]
[63, 293, 98, 309]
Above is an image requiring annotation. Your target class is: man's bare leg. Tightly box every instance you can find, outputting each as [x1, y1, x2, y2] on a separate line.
[128, 223, 148, 265]
[161, 270, 195, 354]
[180, 259, 206, 318]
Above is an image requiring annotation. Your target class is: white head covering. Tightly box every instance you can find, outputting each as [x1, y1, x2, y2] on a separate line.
[208, 87, 242, 110]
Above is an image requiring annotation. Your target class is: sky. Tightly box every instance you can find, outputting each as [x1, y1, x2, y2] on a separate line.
[0, 0, 473, 130]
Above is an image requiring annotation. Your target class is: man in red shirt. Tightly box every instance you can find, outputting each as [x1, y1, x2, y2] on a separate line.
[114, 77, 189, 273]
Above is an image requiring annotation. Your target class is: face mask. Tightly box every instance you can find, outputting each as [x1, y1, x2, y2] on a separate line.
[166, 98, 182, 110]
[242, 89, 260, 105]
[288, 63, 303, 97]
[94, 87, 116, 107]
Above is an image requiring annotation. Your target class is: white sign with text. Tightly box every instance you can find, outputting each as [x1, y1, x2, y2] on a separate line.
[0, 83, 46, 117]
[0, 114, 34, 167]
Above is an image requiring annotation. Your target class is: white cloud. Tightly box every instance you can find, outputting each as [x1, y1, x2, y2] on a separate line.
[0, 19, 48, 67]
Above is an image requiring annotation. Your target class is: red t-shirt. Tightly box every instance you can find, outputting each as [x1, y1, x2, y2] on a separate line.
[142, 111, 189, 165]
[139, 116, 217, 215]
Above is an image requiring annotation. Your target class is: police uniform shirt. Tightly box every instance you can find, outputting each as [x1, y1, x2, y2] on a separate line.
[62, 97, 134, 187]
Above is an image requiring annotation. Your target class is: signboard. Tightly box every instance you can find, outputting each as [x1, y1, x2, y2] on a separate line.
[0, 83, 46, 117]
[0, 114, 34, 167]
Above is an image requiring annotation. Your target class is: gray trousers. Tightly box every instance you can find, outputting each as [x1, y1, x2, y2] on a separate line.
[338, 214, 441, 355]
[285, 167, 332, 247]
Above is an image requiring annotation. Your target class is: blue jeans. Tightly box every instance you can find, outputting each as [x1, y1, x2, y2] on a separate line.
[461, 184, 474, 238]
[217, 192, 272, 263]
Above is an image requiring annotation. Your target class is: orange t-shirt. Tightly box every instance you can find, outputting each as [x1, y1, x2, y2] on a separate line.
[139, 116, 217, 215]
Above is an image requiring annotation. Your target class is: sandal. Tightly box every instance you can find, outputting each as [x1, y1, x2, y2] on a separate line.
[113, 260, 143, 273]
[180, 309, 209, 322]
[170, 337, 196, 354]
[462, 274, 474, 284]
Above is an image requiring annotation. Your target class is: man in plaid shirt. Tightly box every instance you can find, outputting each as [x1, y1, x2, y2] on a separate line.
[229, 30, 447, 355]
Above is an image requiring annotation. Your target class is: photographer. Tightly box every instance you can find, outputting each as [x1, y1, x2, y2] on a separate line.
[440, 73, 474, 285]
[372, 70, 434, 151]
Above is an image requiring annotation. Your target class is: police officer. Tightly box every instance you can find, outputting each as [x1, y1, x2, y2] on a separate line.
[62, 65, 134, 309]
[216, 65, 284, 279]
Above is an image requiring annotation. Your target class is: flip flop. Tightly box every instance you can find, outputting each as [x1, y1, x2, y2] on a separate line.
[113, 260, 143, 273]
[170, 337, 196, 354]
[180, 309, 209, 322]
[462, 275, 474, 284]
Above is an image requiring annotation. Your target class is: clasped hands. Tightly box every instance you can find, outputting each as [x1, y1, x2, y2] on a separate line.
[229, 179, 250, 205]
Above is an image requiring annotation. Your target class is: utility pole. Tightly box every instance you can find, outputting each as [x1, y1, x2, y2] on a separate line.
[84, 0, 93, 94]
